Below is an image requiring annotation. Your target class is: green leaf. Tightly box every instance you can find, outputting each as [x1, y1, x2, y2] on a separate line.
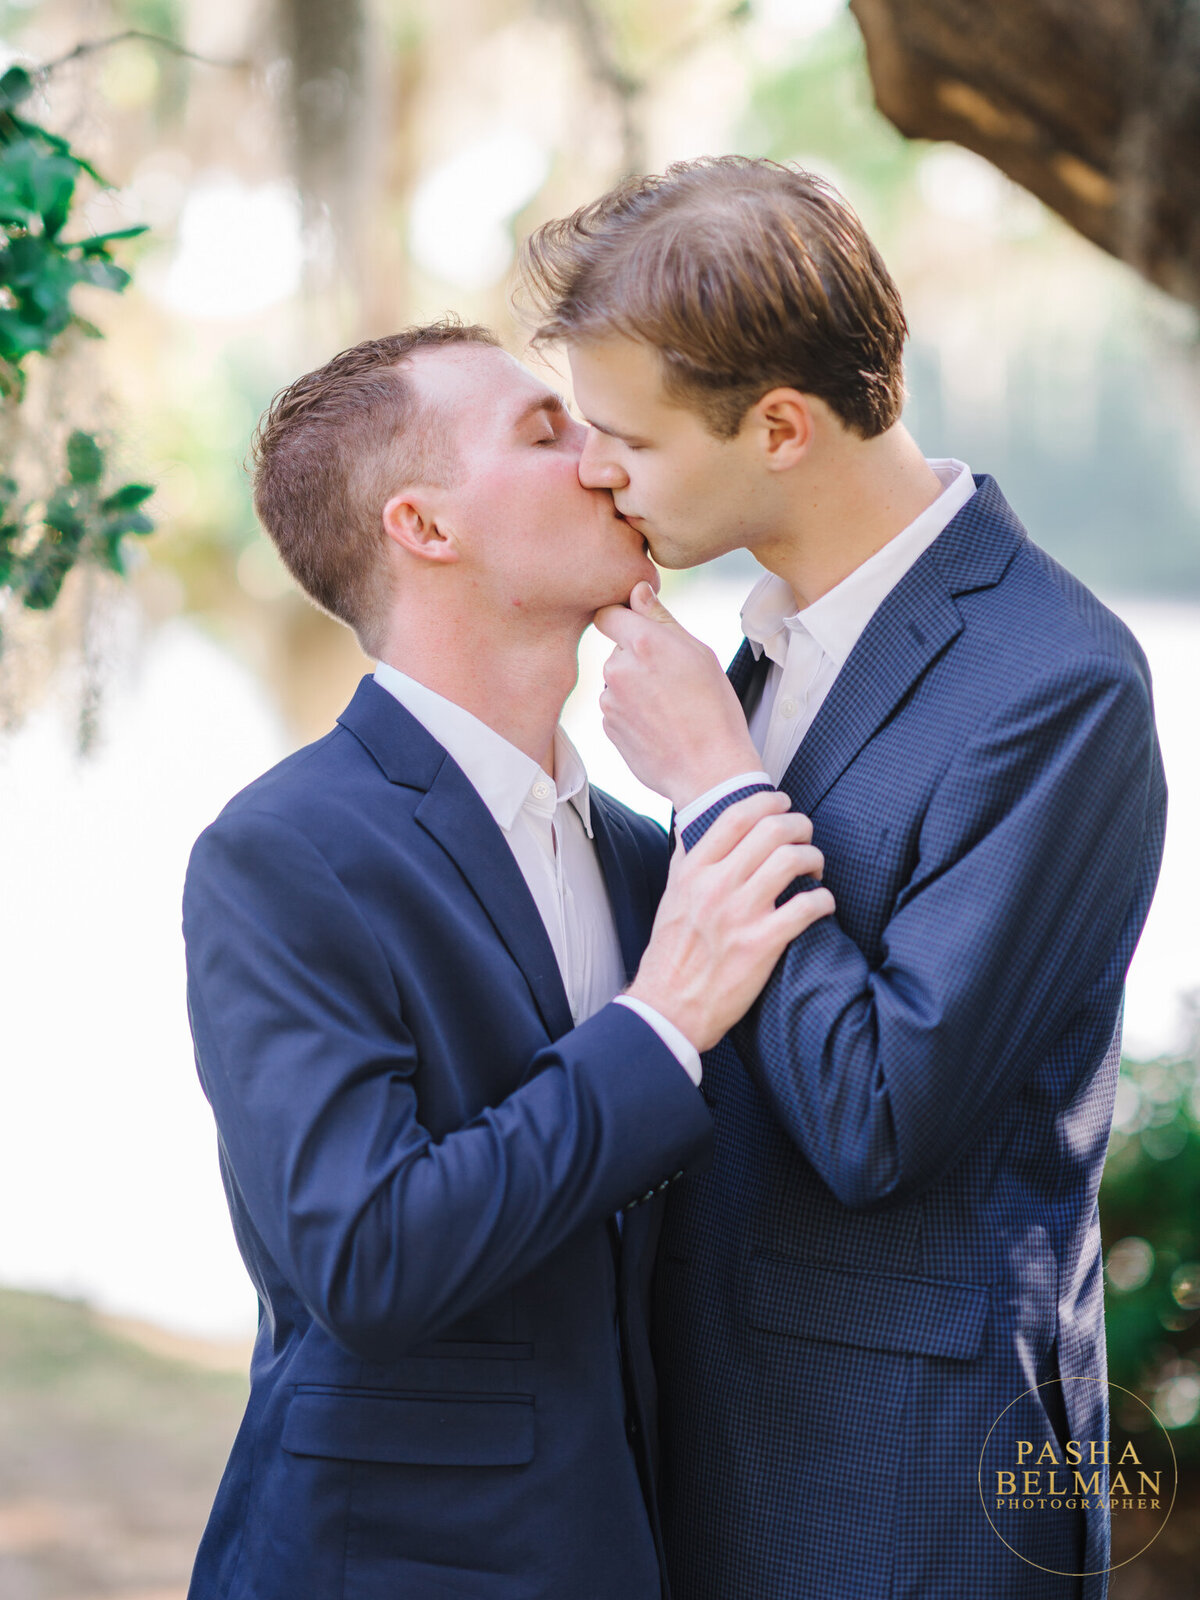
[30, 257, 88, 319]
[0, 172, 36, 224]
[102, 511, 154, 539]
[31, 155, 78, 238]
[71, 225, 149, 254]
[43, 489, 86, 544]
[76, 257, 131, 294]
[100, 535, 126, 576]
[0, 145, 78, 233]
[2, 118, 102, 184]
[0, 305, 53, 360]
[19, 523, 81, 608]
[0, 67, 35, 114]
[2, 232, 57, 285]
[20, 550, 73, 610]
[100, 482, 154, 512]
[66, 431, 104, 486]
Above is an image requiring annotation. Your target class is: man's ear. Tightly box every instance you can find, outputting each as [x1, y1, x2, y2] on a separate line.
[382, 489, 460, 564]
[748, 387, 814, 471]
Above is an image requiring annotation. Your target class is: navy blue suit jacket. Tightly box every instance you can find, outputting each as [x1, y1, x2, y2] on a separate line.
[655, 479, 1167, 1600]
[182, 678, 713, 1600]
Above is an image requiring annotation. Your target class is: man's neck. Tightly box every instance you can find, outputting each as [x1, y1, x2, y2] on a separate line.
[377, 609, 582, 776]
[755, 425, 946, 609]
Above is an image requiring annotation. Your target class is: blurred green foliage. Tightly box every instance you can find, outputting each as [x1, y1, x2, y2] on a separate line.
[0, 60, 154, 640]
[1, 433, 154, 611]
[0, 65, 146, 389]
[1101, 1048, 1200, 1463]
[739, 11, 923, 231]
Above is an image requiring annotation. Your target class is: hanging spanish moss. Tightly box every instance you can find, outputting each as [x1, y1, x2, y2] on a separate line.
[277, 0, 373, 305]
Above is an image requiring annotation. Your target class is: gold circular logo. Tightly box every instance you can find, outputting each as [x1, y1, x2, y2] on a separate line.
[977, 1378, 1177, 1576]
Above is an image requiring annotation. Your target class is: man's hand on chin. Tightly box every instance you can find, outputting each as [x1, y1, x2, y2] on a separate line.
[594, 581, 761, 808]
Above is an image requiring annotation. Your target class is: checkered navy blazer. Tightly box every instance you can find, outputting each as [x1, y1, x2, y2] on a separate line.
[655, 477, 1167, 1600]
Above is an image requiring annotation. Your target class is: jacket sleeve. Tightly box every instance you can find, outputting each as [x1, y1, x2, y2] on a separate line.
[182, 807, 712, 1362]
[728, 653, 1165, 1211]
[679, 782, 776, 851]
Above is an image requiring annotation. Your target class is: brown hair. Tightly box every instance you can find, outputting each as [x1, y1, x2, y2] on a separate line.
[251, 319, 500, 652]
[521, 157, 907, 440]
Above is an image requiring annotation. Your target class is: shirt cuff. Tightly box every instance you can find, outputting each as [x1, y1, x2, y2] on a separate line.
[613, 996, 702, 1087]
[675, 771, 773, 833]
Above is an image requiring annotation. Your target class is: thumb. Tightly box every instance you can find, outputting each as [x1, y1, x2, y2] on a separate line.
[630, 579, 679, 625]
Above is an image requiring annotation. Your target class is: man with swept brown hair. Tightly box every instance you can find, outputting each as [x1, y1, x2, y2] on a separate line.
[521, 158, 1166, 1600]
[182, 317, 834, 1600]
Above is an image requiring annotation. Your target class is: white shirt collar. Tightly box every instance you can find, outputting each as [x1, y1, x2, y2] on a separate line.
[372, 660, 593, 837]
[741, 459, 976, 669]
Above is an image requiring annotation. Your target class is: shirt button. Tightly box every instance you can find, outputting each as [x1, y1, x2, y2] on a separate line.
[778, 696, 799, 720]
[532, 781, 552, 800]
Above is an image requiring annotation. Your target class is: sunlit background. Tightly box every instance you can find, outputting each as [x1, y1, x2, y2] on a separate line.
[1, 0, 1198, 1527]
[2, 0, 1198, 1331]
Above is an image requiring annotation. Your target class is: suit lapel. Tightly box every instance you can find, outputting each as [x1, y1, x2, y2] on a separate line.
[727, 636, 765, 703]
[588, 792, 654, 984]
[769, 475, 1025, 813]
[338, 678, 574, 1042]
[414, 766, 575, 1040]
[777, 564, 964, 812]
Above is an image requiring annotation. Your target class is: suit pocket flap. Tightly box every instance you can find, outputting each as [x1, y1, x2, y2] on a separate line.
[748, 1255, 989, 1361]
[282, 1387, 535, 1466]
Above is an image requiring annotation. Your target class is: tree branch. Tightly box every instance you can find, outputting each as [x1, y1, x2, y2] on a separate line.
[37, 30, 249, 78]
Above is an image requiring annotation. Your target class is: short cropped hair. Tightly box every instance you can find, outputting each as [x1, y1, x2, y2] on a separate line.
[251, 320, 500, 653]
[521, 157, 907, 440]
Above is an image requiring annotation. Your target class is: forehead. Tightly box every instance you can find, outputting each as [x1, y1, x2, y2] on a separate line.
[406, 342, 550, 420]
[567, 335, 673, 417]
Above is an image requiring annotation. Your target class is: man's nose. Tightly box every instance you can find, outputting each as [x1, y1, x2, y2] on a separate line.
[578, 429, 629, 491]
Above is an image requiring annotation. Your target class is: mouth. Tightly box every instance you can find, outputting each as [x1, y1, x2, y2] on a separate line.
[611, 504, 653, 562]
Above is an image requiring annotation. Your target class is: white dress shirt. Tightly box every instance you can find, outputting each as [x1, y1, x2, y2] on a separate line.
[373, 662, 702, 1084]
[676, 458, 976, 823]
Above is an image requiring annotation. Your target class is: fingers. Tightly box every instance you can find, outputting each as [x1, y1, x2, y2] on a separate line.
[629, 580, 678, 623]
[718, 810, 817, 884]
[683, 790, 793, 865]
[771, 883, 837, 942]
[592, 603, 639, 645]
[594, 585, 697, 647]
[747, 841, 826, 900]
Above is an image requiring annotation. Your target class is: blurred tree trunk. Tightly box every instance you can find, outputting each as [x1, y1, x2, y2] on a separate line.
[278, 0, 374, 328]
[850, 0, 1200, 307]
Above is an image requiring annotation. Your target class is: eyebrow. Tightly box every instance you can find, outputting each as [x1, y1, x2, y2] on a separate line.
[511, 392, 568, 428]
[579, 413, 647, 447]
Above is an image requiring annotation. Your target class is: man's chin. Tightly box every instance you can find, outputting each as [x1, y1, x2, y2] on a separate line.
[630, 560, 662, 599]
[641, 537, 684, 573]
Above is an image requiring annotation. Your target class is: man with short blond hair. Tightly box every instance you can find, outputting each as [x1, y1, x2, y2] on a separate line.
[523, 157, 1166, 1600]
